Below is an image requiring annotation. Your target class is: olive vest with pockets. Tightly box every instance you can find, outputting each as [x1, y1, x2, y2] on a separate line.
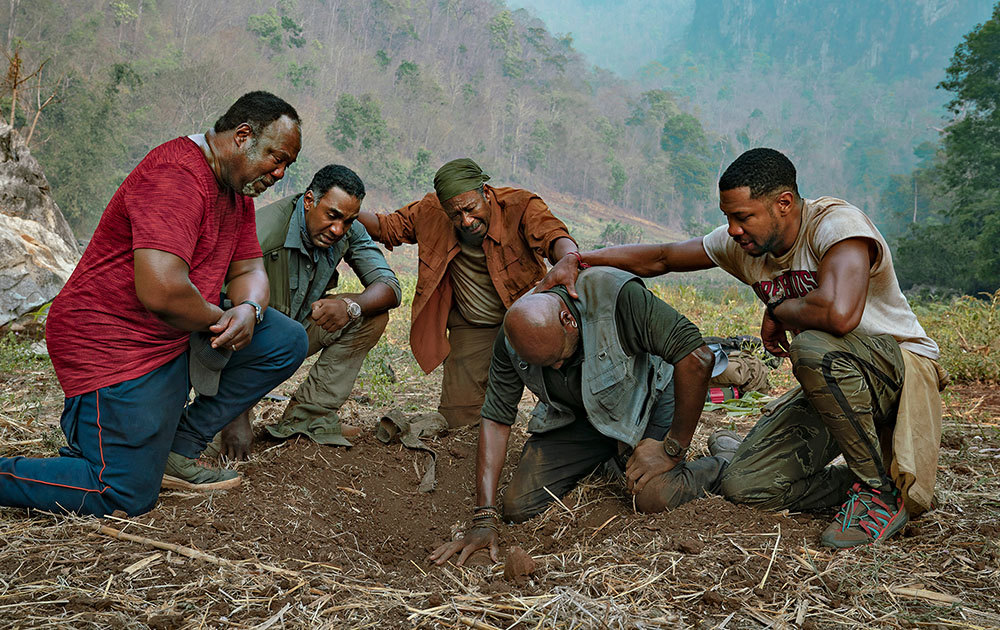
[256, 193, 340, 321]
[505, 267, 674, 447]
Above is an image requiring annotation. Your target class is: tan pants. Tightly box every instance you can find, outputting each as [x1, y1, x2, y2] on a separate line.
[267, 294, 388, 445]
[292, 310, 389, 413]
[438, 308, 501, 428]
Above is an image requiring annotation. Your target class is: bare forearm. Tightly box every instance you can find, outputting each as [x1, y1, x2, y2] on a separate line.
[574, 244, 668, 276]
[144, 282, 224, 332]
[475, 419, 512, 507]
[548, 237, 578, 265]
[226, 268, 270, 310]
[665, 346, 714, 447]
[771, 238, 870, 337]
[771, 288, 862, 337]
[357, 281, 400, 313]
[577, 238, 714, 276]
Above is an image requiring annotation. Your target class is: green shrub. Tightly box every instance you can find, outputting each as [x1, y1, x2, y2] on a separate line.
[915, 290, 1000, 382]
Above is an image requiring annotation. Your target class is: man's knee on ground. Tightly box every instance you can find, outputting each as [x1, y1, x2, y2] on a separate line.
[501, 497, 537, 524]
[634, 485, 668, 514]
[718, 473, 788, 511]
[102, 484, 161, 517]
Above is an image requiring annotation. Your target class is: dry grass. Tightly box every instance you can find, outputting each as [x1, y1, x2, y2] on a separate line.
[1, 281, 999, 629]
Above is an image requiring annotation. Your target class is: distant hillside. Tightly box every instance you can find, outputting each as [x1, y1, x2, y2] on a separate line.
[683, 0, 991, 79]
[511, 0, 995, 229]
[2, 0, 718, 238]
[512, 0, 993, 79]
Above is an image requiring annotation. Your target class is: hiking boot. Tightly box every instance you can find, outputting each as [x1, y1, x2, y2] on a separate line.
[707, 429, 742, 461]
[820, 482, 908, 549]
[161, 451, 241, 491]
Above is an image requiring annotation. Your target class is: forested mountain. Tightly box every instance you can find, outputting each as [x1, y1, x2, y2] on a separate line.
[0, 0, 716, 236]
[512, 0, 994, 231]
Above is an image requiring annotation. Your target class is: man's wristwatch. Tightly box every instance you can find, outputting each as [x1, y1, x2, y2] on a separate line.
[241, 300, 264, 324]
[341, 297, 362, 322]
[662, 435, 689, 460]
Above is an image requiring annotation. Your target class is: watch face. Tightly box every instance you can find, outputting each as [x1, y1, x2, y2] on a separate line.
[346, 301, 362, 319]
[663, 437, 683, 456]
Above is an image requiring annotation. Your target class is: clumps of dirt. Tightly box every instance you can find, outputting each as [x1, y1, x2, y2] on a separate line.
[668, 534, 705, 554]
[503, 546, 536, 584]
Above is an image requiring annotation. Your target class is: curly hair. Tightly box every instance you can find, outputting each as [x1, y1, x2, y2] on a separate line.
[719, 148, 799, 199]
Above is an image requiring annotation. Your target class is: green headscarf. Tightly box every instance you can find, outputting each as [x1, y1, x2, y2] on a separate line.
[433, 158, 491, 202]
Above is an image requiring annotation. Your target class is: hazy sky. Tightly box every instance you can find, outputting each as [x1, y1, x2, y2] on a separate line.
[507, 0, 696, 75]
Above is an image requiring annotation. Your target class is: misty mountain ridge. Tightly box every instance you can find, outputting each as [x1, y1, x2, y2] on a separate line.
[511, 0, 993, 79]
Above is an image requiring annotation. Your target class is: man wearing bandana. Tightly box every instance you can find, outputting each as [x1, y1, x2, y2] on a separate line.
[358, 158, 578, 428]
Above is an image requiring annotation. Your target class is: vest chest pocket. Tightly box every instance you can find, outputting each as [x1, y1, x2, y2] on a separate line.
[589, 360, 633, 415]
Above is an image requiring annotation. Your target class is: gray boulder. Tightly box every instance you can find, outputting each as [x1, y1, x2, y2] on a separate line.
[0, 123, 80, 327]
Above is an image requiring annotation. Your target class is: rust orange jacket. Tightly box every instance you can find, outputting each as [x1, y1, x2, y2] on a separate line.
[373, 185, 574, 373]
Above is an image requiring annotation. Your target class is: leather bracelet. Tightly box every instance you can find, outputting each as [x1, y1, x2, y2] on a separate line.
[569, 251, 590, 269]
[766, 296, 789, 319]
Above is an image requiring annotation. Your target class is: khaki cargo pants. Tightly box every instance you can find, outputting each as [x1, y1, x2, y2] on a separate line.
[438, 308, 501, 428]
[267, 294, 389, 446]
[719, 329, 905, 511]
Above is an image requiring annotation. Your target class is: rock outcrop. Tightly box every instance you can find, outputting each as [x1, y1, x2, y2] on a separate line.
[0, 123, 81, 327]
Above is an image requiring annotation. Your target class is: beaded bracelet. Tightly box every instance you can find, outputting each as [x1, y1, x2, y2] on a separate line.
[569, 251, 590, 269]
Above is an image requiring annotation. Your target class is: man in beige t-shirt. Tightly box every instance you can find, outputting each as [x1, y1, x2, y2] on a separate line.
[537, 148, 946, 549]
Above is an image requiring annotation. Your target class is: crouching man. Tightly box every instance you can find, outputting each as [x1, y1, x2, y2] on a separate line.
[214, 164, 401, 457]
[430, 267, 738, 566]
[538, 148, 947, 548]
[0, 91, 308, 516]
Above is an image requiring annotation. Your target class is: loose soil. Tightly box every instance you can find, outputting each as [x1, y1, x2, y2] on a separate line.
[2, 332, 999, 628]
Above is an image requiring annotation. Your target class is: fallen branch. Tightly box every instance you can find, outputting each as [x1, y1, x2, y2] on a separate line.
[98, 525, 301, 578]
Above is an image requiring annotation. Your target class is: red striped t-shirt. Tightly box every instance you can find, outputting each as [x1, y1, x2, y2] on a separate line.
[46, 137, 262, 397]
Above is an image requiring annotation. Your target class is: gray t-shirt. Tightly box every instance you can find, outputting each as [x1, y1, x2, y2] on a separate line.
[702, 196, 938, 359]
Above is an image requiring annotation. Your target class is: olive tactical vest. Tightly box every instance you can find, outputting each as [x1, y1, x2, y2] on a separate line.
[505, 267, 673, 447]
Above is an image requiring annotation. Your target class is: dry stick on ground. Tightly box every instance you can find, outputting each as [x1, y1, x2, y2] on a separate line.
[97, 525, 302, 578]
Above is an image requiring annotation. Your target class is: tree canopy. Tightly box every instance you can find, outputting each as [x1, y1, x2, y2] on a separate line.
[892, 3, 1000, 295]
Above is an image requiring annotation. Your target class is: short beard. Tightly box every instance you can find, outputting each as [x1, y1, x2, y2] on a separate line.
[239, 138, 272, 197]
[456, 223, 486, 246]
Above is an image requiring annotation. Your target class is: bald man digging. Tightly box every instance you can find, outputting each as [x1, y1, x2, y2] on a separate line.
[430, 267, 740, 566]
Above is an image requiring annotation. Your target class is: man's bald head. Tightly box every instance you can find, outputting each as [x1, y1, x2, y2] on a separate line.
[504, 293, 579, 368]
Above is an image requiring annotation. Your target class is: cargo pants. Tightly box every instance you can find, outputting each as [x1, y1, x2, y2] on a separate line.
[502, 383, 730, 523]
[719, 329, 905, 511]
[438, 308, 502, 428]
[266, 294, 389, 446]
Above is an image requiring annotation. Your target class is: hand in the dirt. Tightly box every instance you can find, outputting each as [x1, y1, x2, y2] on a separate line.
[428, 527, 499, 567]
[626, 438, 681, 494]
[219, 410, 253, 460]
[760, 310, 791, 358]
[534, 254, 581, 299]
[210, 303, 256, 351]
[310, 298, 350, 334]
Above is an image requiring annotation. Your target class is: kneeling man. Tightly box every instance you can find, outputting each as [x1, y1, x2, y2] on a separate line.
[216, 165, 401, 457]
[539, 148, 946, 549]
[430, 267, 736, 566]
[0, 91, 308, 516]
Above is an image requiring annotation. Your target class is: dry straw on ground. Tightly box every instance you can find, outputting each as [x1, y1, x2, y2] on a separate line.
[2, 287, 999, 629]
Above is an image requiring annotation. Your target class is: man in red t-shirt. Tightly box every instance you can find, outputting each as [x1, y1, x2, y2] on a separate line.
[0, 91, 308, 517]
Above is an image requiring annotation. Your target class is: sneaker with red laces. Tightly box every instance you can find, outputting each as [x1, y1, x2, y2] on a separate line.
[820, 482, 908, 548]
